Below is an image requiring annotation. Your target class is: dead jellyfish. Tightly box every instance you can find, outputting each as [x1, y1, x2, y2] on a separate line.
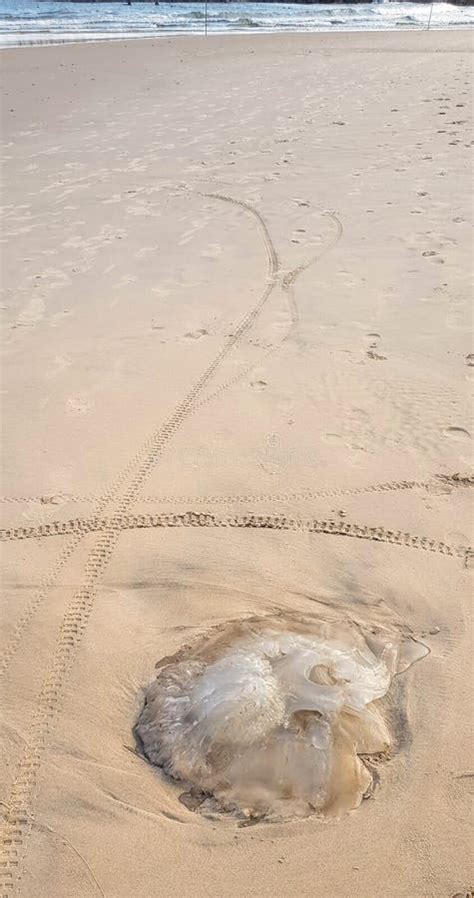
[136, 612, 427, 821]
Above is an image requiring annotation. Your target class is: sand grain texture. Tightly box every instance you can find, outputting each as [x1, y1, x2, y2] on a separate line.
[0, 32, 473, 898]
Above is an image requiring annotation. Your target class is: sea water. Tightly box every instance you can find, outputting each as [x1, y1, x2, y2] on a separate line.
[1, 0, 473, 48]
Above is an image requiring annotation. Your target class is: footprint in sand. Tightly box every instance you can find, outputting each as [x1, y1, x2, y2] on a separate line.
[15, 295, 45, 327]
[250, 380, 267, 391]
[443, 426, 471, 441]
[422, 250, 445, 264]
[67, 396, 91, 415]
[366, 333, 386, 361]
[465, 354, 474, 367]
[184, 328, 208, 341]
[46, 354, 72, 380]
[323, 432, 343, 445]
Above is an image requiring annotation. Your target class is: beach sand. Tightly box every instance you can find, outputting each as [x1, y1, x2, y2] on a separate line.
[1, 30, 473, 897]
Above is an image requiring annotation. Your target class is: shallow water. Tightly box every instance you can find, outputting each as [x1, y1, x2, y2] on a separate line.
[1, 0, 473, 48]
[137, 612, 427, 820]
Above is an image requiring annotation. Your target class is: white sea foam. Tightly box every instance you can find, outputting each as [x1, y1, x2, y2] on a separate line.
[1, 1, 473, 49]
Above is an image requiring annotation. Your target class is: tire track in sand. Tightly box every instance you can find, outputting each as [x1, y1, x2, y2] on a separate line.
[0, 192, 276, 895]
[0, 191, 278, 680]
[124, 471, 474, 506]
[0, 194, 343, 896]
[0, 510, 470, 562]
[0, 195, 343, 678]
[189, 206, 343, 414]
[2, 471, 466, 508]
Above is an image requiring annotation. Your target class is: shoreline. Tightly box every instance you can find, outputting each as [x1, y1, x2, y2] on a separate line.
[1, 22, 472, 49]
[3, 0, 473, 49]
[13, 0, 474, 4]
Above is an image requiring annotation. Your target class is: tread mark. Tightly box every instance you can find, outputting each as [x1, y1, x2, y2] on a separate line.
[0, 472, 471, 509]
[0, 511, 470, 562]
[0, 191, 279, 682]
[0, 195, 346, 677]
[0, 192, 285, 896]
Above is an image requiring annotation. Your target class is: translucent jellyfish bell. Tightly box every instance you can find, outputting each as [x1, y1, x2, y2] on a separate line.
[188, 652, 285, 747]
[272, 648, 346, 716]
[136, 612, 427, 820]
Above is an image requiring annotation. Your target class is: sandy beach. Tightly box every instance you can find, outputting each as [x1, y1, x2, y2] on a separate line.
[1, 30, 473, 897]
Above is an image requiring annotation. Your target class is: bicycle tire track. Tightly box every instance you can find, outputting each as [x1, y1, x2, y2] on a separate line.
[0, 192, 282, 897]
[0, 194, 345, 680]
[0, 510, 470, 561]
[0, 191, 278, 682]
[0, 473, 135, 679]
[192, 208, 342, 415]
[132, 471, 473, 506]
[1, 472, 471, 509]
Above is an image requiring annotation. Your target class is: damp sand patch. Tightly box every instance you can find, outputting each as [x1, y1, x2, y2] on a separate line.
[136, 610, 428, 822]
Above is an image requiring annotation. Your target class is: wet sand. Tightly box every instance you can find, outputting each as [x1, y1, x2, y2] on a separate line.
[1, 31, 473, 898]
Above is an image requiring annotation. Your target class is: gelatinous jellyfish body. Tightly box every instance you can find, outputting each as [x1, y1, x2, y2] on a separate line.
[136, 613, 427, 820]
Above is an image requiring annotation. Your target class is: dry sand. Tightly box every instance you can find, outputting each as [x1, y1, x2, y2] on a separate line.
[1, 30, 473, 898]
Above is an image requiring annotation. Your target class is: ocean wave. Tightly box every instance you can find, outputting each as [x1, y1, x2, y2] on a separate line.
[235, 17, 261, 27]
[1, 0, 473, 46]
[154, 22, 192, 31]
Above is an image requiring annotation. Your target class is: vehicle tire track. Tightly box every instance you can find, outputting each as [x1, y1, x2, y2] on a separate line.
[132, 471, 473, 506]
[0, 194, 345, 680]
[0, 191, 282, 896]
[0, 191, 278, 680]
[1, 472, 470, 509]
[191, 208, 342, 415]
[1, 191, 342, 897]
[0, 510, 470, 562]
